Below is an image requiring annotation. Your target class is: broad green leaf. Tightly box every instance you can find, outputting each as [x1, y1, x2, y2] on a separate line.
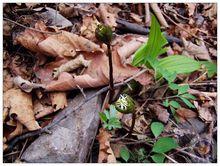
[180, 97, 195, 108]
[120, 147, 130, 162]
[99, 112, 107, 123]
[169, 83, 179, 90]
[169, 100, 181, 109]
[152, 137, 178, 153]
[104, 110, 110, 119]
[163, 99, 169, 107]
[181, 93, 196, 100]
[132, 14, 168, 67]
[178, 84, 190, 95]
[151, 153, 165, 163]
[200, 61, 217, 78]
[156, 55, 200, 75]
[151, 122, 164, 137]
[108, 117, 122, 130]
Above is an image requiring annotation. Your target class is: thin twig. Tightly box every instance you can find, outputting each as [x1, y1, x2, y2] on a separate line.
[107, 44, 114, 103]
[162, 153, 178, 163]
[3, 17, 61, 35]
[7, 69, 148, 151]
[18, 138, 28, 159]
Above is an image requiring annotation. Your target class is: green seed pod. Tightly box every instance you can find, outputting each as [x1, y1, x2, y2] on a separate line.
[115, 94, 135, 114]
[95, 24, 113, 44]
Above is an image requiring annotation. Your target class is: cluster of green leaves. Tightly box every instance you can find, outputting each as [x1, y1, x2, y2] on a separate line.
[120, 147, 149, 163]
[119, 122, 178, 163]
[150, 122, 178, 163]
[163, 83, 196, 115]
[99, 105, 122, 130]
[132, 14, 217, 83]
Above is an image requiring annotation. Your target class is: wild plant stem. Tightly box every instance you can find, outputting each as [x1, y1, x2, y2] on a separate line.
[107, 44, 114, 103]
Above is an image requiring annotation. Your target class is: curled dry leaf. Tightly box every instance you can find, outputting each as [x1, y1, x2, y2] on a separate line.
[33, 100, 54, 119]
[7, 121, 23, 141]
[194, 101, 213, 122]
[4, 88, 41, 131]
[176, 107, 197, 123]
[53, 54, 91, 78]
[50, 92, 67, 111]
[182, 38, 211, 61]
[97, 128, 116, 163]
[149, 103, 169, 123]
[98, 4, 117, 28]
[15, 21, 103, 59]
[13, 76, 45, 93]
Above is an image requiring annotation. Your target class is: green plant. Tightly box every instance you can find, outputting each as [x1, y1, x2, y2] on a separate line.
[151, 122, 164, 138]
[99, 105, 122, 130]
[132, 14, 216, 83]
[114, 94, 135, 114]
[120, 147, 130, 162]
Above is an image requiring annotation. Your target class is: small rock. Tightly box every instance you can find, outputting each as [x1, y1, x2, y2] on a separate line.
[21, 90, 102, 163]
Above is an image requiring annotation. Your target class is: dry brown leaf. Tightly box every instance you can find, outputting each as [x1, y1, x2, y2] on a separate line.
[149, 103, 169, 123]
[98, 4, 117, 28]
[194, 101, 213, 122]
[203, 4, 217, 20]
[3, 70, 14, 92]
[176, 107, 197, 122]
[80, 15, 100, 41]
[130, 13, 142, 23]
[33, 100, 54, 119]
[52, 54, 91, 78]
[7, 121, 23, 141]
[15, 21, 103, 59]
[97, 128, 116, 163]
[4, 88, 41, 131]
[50, 92, 67, 111]
[182, 38, 211, 60]
[186, 3, 196, 16]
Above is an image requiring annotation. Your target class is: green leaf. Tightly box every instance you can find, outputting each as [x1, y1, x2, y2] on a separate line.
[180, 97, 195, 108]
[170, 106, 176, 115]
[151, 122, 164, 137]
[120, 147, 130, 162]
[163, 99, 169, 107]
[108, 117, 122, 130]
[99, 112, 107, 123]
[200, 61, 217, 78]
[156, 55, 200, 76]
[132, 14, 168, 67]
[181, 93, 196, 100]
[169, 83, 179, 90]
[152, 137, 178, 153]
[109, 105, 117, 117]
[151, 153, 165, 163]
[178, 84, 190, 95]
[104, 110, 110, 119]
[169, 100, 181, 109]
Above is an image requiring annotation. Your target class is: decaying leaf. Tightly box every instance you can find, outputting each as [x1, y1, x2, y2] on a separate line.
[149, 103, 169, 123]
[176, 107, 197, 122]
[7, 121, 23, 141]
[4, 88, 41, 131]
[182, 38, 211, 61]
[3, 70, 14, 92]
[80, 15, 100, 41]
[186, 3, 196, 16]
[98, 4, 117, 28]
[45, 35, 153, 91]
[33, 100, 54, 119]
[52, 54, 91, 78]
[97, 128, 117, 163]
[15, 21, 104, 59]
[50, 92, 67, 111]
[194, 101, 213, 122]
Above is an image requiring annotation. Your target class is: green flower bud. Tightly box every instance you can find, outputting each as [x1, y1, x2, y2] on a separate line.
[95, 24, 113, 44]
[115, 94, 135, 114]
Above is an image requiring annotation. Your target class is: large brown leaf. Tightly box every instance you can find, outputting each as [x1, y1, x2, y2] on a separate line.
[4, 88, 41, 131]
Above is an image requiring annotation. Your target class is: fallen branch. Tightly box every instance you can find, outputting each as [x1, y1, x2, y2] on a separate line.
[7, 69, 148, 151]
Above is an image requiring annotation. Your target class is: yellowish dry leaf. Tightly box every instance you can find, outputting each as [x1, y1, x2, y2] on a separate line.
[4, 88, 41, 131]
[7, 121, 23, 141]
[50, 92, 68, 111]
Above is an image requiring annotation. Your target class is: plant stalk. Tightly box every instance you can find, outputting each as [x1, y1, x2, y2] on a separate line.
[107, 44, 114, 103]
